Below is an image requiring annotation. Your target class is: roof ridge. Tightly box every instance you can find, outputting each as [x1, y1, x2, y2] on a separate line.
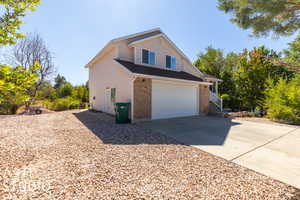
[111, 28, 162, 42]
[85, 28, 162, 68]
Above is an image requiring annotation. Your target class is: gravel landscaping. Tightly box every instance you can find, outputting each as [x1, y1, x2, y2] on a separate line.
[0, 110, 299, 199]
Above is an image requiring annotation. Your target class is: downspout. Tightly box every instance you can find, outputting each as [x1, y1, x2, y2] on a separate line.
[131, 75, 138, 122]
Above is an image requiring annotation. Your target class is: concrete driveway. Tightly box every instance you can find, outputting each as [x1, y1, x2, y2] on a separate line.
[139, 116, 300, 189]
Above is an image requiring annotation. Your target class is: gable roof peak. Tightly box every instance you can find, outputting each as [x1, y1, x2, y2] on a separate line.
[111, 28, 162, 42]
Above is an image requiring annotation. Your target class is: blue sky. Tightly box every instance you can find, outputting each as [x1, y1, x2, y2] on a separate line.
[20, 0, 296, 85]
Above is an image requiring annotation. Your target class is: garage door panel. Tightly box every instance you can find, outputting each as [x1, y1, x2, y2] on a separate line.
[152, 80, 198, 119]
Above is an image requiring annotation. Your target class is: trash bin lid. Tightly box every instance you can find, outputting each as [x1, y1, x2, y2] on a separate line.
[115, 102, 130, 106]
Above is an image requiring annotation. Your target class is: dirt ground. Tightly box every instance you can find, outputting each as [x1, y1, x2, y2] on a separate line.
[0, 110, 299, 200]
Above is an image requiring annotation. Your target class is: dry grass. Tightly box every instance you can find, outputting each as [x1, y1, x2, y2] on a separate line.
[0, 110, 299, 199]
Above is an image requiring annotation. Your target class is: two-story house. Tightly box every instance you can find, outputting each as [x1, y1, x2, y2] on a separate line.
[85, 28, 221, 121]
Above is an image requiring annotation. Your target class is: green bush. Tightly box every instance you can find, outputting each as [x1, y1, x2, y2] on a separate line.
[71, 85, 89, 102]
[221, 93, 230, 108]
[265, 74, 300, 123]
[221, 93, 241, 110]
[45, 97, 80, 111]
[56, 83, 73, 98]
[0, 103, 19, 114]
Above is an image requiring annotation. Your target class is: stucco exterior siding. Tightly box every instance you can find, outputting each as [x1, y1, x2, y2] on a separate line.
[182, 59, 202, 78]
[132, 36, 184, 71]
[116, 35, 203, 79]
[116, 41, 134, 62]
[89, 48, 133, 113]
[87, 29, 211, 120]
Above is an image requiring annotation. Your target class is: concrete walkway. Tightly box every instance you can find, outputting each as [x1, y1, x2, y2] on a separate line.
[139, 116, 300, 189]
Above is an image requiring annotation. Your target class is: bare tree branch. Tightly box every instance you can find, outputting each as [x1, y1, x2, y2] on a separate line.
[13, 33, 55, 82]
[254, 53, 300, 72]
[11, 32, 56, 110]
[266, 56, 300, 71]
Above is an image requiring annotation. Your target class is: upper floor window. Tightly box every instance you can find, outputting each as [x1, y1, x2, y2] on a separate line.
[166, 55, 176, 69]
[142, 49, 155, 65]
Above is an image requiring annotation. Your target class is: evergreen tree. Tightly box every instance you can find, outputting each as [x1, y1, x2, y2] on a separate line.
[54, 74, 67, 89]
[284, 35, 300, 66]
[218, 0, 300, 37]
[235, 46, 293, 111]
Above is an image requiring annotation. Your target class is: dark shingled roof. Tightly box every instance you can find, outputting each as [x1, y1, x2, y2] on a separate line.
[115, 59, 203, 82]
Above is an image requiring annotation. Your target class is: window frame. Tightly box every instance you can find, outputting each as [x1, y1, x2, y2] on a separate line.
[141, 48, 156, 65]
[166, 55, 176, 69]
[142, 49, 149, 64]
[171, 57, 176, 69]
[149, 51, 155, 65]
[111, 88, 116, 103]
[166, 55, 171, 69]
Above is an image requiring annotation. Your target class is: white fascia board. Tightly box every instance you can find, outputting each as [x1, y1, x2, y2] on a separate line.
[128, 34, 164, 47]
[205, 77, 223, 82]
[128, 33, 190, 63]
[85, 28, 161, 68]
[85, 41, 113, 68]
[132, 73, 212, 85]
[160, 34, 204, 76]
[111, 28, 161, 42]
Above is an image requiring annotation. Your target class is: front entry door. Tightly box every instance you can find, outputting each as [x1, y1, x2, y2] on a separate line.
[105, 89, 113, 114]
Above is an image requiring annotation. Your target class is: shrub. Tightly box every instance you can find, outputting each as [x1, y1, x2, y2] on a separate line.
[36, 82, 57, 101]
[0, 103, 19, 114]
[45, 97, 80, 111]
[56, 83, 73, 98]
[71, 85, 89, 102]
[221, 93, 241, 111]
[221, 93, 230, 109]
[265, 74, 300, 123]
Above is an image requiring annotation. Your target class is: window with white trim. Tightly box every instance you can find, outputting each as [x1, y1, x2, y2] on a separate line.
[111, 88, 116, 103]
[166, 55, 176, 69]
[142, 49, 155, 65]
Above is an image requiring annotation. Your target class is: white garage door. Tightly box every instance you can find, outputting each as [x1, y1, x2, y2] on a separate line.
[152, 80, 198, 119]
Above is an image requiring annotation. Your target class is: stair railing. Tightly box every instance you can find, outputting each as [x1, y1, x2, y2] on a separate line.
[209, 92, 223, 112]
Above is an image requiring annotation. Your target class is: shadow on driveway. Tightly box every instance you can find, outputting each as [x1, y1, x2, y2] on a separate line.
[138, 115, 241, 145]
[73, 110, 181, 145]
[74, 110, 240, 146]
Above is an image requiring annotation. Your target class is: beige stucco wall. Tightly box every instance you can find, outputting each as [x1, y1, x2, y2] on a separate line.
[116, 41, 134, 62]
[89, 48, 133, 114]
[115, 30, 162, 61]
[182, 59, 203, 77]
[88, 32, 208, 117]
[115, 35, 202, 78]
[132, 36, 184, 71]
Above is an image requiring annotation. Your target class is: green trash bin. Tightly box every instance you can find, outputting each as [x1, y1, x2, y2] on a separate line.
[114, 102, 130, 124]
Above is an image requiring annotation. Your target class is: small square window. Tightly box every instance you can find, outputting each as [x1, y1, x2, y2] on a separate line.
[149, 52, 155, 65]
[166, 55, 171, 68]
[171, 57, 176, 69]
[142, 49, 148, 64]
[142, 49, 155, 65]
[166, 55, 176, 69]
